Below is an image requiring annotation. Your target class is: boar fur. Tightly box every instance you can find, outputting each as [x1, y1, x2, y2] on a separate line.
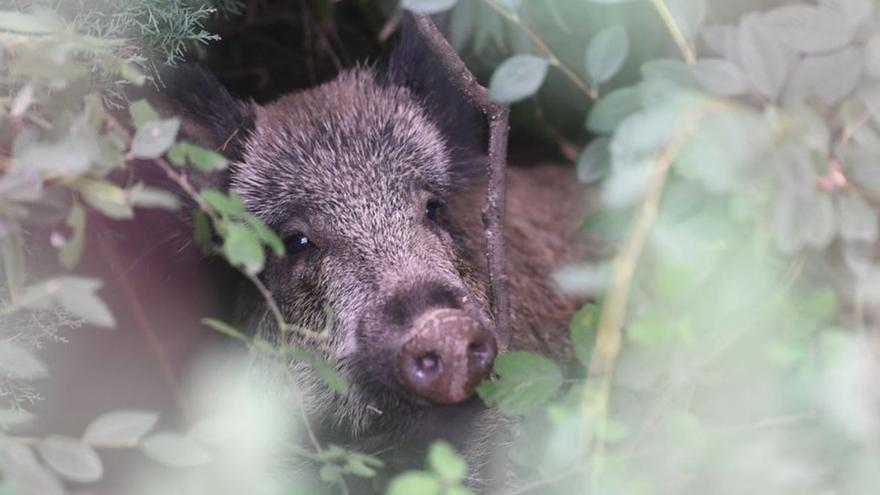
[157, 19, 588, 494]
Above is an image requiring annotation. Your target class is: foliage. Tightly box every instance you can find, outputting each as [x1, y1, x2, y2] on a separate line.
[386, 442, 472, 495]
[414, 0, 880, 493]
[4, 0, 880, 494]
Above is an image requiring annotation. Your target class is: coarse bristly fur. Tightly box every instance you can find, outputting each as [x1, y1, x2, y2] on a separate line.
[155, 19, 589, 495]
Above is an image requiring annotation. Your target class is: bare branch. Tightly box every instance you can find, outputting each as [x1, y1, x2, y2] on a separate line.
[408, 14, 512, 351]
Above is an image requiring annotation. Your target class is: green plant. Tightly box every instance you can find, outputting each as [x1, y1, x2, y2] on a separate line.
[4, 0, 880, 494]
[405, 0, 880, 493]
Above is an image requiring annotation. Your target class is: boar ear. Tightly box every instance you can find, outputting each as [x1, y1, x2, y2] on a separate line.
[388, 14, 485, 155]
[151, 66, 257, 190]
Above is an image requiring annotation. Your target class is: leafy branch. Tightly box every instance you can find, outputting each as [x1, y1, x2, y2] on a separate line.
[650, 0, 697, 65]
[481, 0, 597, 100]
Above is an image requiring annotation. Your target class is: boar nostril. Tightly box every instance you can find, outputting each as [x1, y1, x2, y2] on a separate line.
[468, 340, 493, 370]
[398, 308, 496, 405]
[414, 352, 442, 378]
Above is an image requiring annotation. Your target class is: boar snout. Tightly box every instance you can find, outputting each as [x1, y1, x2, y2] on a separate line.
[398, 308, 496, 405]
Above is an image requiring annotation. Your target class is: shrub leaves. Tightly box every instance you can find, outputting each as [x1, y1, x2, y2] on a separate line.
[585, 25, 630, 85]
[489, 55, 550, 103]
[477, 351, 564, 414]
[83, 410, 159, 446]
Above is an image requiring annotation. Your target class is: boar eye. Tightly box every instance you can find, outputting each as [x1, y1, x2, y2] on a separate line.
[285, 232, 311, 255]
[425, 200, 443, 221]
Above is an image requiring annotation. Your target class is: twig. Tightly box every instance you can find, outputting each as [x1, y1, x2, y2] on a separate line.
[11, 436, 144, 449]
[409, 14, 512, 350]
[650, 0, 696, 65]
[110, 115, 326, 347]
[96, 229, 181, 395]
[481, 0, 597, 101]
[297, 399, 350, 495]
[585, 102, 718, 483]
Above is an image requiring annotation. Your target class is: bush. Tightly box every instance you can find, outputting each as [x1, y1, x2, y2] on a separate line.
[3, 0, 880, 494]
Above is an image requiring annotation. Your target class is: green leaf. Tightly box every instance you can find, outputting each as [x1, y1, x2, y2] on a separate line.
[128, 183, 181, 211]
[78, 179, 133, 220]
[131, 118, 180, 159]
[553, 263, 610, 297]
[627, 314, 690, 347]
[476, 351, 564, 415]
[0, 407, 35, 426]
[666, 0, 707, 42]
[119, 62, 146, 86]
[168, 143, 187, 166]
[489, 55, 550, 104]
[37, 435, 103, 483]
[83, 410, 159, 446]
[57, 278, 115, 328]
[640, 59, 696, 86]
[314, 359, 350, 395]
[586, 86, 641, 134]
[763, 4, 853, 54]
[401, 0, 458, 14]
[14, 132, 97, 177]
[344, 452, 383, 478]
[569, 303, 599, 368]
[21, 276, 115, 328]
[0, 10, 64, 34]
[701, 25, 736, 59]
[193, 210, 214, 255]
[675, 107, 772, 193]
[773, 188, 838, 254]
[184, 142, 229, 171]
[652, 261, 705, 302]
[789, 47, 863, 106]
[245, 214, 285, 257]
[58, 204, 86, 270]
[691, 58, 748, 97]
[577, 138, 611, 184]
[386, 471, 441, 495]
[585, 25, 629, 85]
[319, 463, 343, 483]
[738, 14, 791, 100]
[427, 441, 467, 483]
[201, 189, 246, 217]
[93, 135, 126, 176]
[141, 433, 212, 467]
[128, 100, 160, 129]
[0, 341, 47, 379]
[222, 223, 265, 275]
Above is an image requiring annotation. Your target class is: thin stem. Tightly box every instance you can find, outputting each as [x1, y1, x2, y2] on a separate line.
[482, 0, 597, 100]
[585, 102, 717, 483]
[297, 399, 350, 495]
[11, 436, 143, 449]
[650, 0, 696, 64]
[97, 229, 180, 395]
[240, 269, 326, 348]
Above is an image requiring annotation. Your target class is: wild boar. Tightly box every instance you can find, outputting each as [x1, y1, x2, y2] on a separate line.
[158, 18, 587, 494]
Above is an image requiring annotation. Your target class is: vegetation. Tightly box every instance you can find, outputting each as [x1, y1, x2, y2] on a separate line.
[3, 0, 880, 494]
